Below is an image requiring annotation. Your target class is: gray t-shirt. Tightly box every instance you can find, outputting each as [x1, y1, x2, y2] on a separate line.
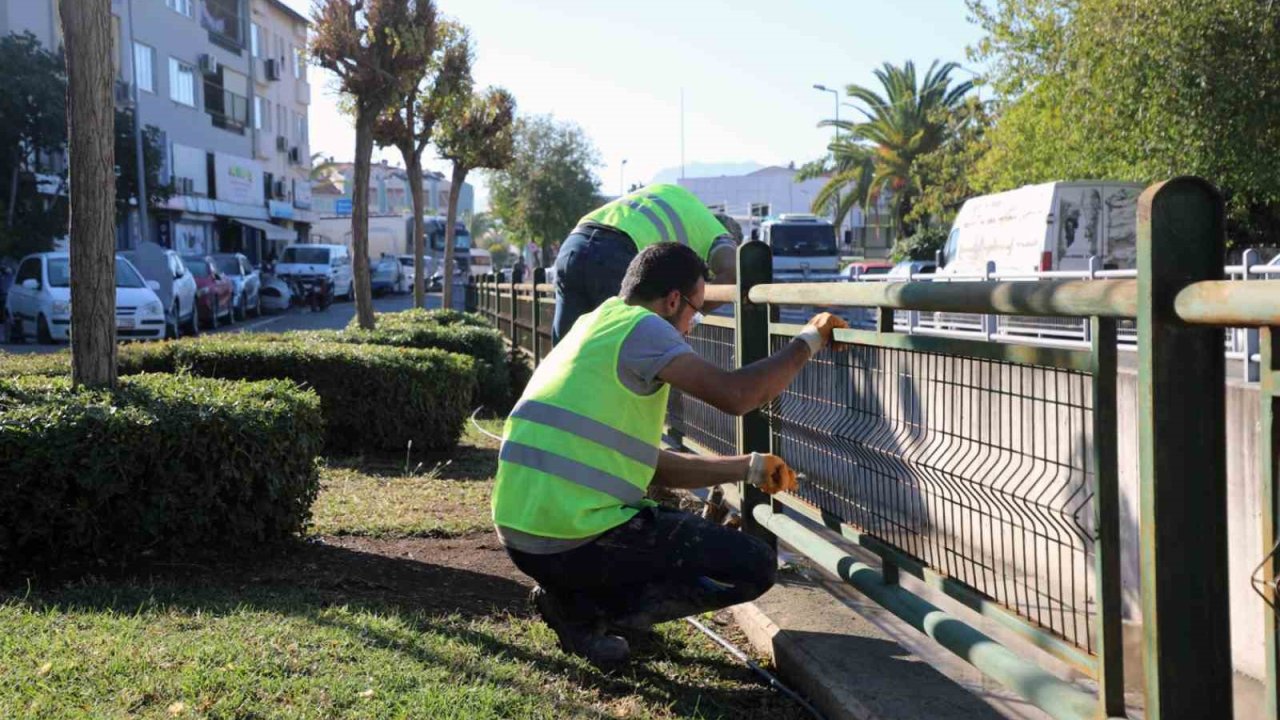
[496, 314, 694, 555]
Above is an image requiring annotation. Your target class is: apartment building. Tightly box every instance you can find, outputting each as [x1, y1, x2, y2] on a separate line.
[0, 0, 311, 262]
[310, 160, 474, 222]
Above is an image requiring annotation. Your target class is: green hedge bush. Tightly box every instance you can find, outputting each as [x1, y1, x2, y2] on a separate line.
[0, 373, 324, 572]
[0, 337, 479, 454]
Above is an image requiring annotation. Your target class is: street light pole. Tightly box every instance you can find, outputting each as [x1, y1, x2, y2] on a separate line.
[620, 158, 628, 197]
[813, 84, 843, 249]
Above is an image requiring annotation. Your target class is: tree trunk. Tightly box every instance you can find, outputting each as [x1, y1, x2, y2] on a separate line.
[351, 109, 376, 330]
[441, 163, 467, 310]
[403, 149, 426, 309]
[61, 0, 117, 388]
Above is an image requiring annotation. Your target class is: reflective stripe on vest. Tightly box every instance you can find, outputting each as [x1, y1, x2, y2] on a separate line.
[624, 199, 672, 244]
[579, 183, 721, 259]
[644, 194, 689, 246]
[499, 441, 646, 506]
[510, 398, 660, 468]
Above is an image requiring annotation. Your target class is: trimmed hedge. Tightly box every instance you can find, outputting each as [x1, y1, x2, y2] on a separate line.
[0, 337, 479, 454]
[349, 307, 491, 331]
[0, 373, 324, 571]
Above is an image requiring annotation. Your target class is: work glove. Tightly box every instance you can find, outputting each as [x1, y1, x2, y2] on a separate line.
[795, 312, 849, 355]
[745, 452, 798, 495]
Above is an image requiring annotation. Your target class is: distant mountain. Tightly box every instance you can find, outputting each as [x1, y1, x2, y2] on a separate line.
[649, 161, 765, 184]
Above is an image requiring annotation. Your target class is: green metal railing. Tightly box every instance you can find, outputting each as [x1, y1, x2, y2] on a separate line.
[468, 178, 1280, 720]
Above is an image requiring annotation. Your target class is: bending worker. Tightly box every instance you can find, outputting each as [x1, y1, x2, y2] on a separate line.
[493, 242, 848, 666]
[551, 183, 738, 342]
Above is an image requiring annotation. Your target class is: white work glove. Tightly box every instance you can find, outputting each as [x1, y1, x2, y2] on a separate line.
[745, 452, 798, 495]
[794, 312, 849, 355]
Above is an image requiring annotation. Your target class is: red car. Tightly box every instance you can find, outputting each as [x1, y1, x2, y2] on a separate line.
[182, 255, 235, 328]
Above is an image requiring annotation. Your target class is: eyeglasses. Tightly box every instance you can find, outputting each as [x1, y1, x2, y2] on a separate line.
[679, 293, 704, 315]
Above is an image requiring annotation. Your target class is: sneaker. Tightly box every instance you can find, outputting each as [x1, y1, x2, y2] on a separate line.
[530, 586, 631, 667]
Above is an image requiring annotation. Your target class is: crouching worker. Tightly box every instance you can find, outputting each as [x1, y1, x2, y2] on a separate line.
[491, 242, 848, 666]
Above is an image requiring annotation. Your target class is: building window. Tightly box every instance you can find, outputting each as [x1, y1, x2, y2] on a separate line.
[295, 111, 307, 144]
[202, 0, 244, 47]
[133, 42, 155, 93]
[169, 58, 196, 106]
[112, 16, 122, 80]
[294, 47, 304, 79]
[250, 24, 261, 57]
[166, 0, 193, 17]
[253, 97, 263, 130]
[278, 107, 287, 140]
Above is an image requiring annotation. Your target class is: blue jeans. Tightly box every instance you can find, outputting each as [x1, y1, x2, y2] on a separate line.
[506, 506, 777, 629]
[551, 227, 638, 343]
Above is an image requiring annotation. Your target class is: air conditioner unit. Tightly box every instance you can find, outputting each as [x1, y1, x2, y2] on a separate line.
[288, 147, 301, 164]
[113, 81, 133, 105]
[264, 58, 281, 81]
[276, 135, 288, 152]
[198, 53, 219, 76]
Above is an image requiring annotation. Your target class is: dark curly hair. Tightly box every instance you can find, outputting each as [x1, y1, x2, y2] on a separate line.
[619, 242, 710, 303]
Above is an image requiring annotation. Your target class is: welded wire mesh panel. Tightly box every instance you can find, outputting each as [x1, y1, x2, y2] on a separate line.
[769, 336, 1098, 652]
[667, 322, 738, 456]
[514, 293, 535, 356]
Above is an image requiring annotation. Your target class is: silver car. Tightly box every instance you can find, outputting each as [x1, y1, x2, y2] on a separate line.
[213, 253, 262, 320]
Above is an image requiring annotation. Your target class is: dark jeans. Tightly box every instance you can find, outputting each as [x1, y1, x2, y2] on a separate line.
[506, 506, 777, 629]
[551, 226, 638, 343]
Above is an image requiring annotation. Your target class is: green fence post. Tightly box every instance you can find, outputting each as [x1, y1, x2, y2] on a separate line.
[873, 305, 900, 586]
[1262, 326, 1280, 720]
[1091, 316, 1125, 717]
[1137, 177, 1230, 719]
[532, 267, 546, 365]
[506, 275, 517, 346]
[736, 239, 775, 548]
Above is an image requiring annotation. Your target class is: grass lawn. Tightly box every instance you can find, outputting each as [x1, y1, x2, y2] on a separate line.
[1, 415, 809, 719]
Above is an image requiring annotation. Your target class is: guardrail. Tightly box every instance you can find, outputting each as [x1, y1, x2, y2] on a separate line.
[469, 178, 1280, 720]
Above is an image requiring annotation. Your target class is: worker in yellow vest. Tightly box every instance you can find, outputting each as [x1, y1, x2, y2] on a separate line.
[550, 183, 738, 343]
[494, 242, 848, 666]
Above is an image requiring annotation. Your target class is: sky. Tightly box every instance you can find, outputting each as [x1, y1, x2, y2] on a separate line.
[285, 0, 987, 210]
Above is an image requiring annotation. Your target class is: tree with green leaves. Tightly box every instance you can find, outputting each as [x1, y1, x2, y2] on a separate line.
[0, 31, 68, 258]
[373, 20, 471, 308]
[798, 60, 973, 237]
[437, 87, 515, 309]
[968, 0, 1280, 244]
[114, 108, 171, 225]
[487, 115, 600, 264]
[904, 97, 992, 230]
[311, 0, 437, 330]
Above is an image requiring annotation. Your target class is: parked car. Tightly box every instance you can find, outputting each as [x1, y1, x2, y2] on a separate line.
[120, 246, 199, 338]
[886, 260, 937, 280]
[212, 252, 262, 320]
[840, 261, 894, 281]
[275, 243, 354, 301]
[258, 274, 293, 313]
[371, 255, 406, 296]
[182, 255, 235, 328]
[396, 254, 418, 289]
[6, 252, 166, 343]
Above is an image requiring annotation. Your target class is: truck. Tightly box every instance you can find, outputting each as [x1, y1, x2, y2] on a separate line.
[759, 214, 841, 281]
[938, 181, 1145, 277]
[310, 214, 474, 282]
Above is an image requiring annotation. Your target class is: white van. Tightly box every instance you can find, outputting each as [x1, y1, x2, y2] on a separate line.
[939, 181, 1146, 276]
[275, 243, 354, 300]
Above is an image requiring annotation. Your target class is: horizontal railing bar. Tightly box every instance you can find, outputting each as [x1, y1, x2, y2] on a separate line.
[769, 323, 1095, 371]
[1175, 280, 1280, 326]
[699, 314, 736, 329]
[753, 504, 1104, 720]
[771, 492, 1099, 677]
[703, 284, 738, 304]
[749, 279, 1138, 318]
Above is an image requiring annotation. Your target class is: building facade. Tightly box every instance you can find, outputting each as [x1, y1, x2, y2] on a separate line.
[678, 165, 896, 256]
[0, 0, 311, 263]
[310, 160, 474, 223]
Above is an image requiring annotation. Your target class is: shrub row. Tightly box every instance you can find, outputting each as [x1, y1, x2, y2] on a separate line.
[0, 373, 324, 571]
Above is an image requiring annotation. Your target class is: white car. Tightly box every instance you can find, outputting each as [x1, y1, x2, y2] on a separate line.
[276, 244, 354, 301]
[120, 246, 199, 338]
[6, 252, 167, 344]
[396, 254, 418, 288]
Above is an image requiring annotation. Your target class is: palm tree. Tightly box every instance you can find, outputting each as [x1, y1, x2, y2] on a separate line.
[799, 60, 972, 234]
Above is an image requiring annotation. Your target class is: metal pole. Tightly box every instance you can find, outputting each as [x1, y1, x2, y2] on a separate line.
[1091, 316, 1125, 716]
[1244, 249, 1261, 382]
[1136, 177, 1231, 719]
[1261, 325, 1280, 720]
[735, 239, 774, 548]
[126, 0, 149, 247]
[619, 159, 627, 197]
[531, 266, 545, 364]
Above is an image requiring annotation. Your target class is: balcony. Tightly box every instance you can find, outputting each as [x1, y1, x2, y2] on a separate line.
[201, 0, 244, 52]
[204, 82, 249, 135]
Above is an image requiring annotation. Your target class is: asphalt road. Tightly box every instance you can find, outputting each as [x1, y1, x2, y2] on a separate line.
[0, 291, 445, 355]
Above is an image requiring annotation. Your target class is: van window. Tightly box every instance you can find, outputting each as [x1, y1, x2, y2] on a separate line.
[282, 247, 331, 264]
[16, 259, 40, 285]
[941, 229, 960, 268]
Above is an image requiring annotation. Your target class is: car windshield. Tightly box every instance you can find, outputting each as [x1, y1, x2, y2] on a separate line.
[184, 258, 210, 276]
[46, 257, 146, 288]
[429, 230, 471, 251]
[863, 266, 890, 275]
[770, 226, 837, 256]
[214, 256, 241, 275]
[282, 247, 331, 264]
[398, 257, 415, 267]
